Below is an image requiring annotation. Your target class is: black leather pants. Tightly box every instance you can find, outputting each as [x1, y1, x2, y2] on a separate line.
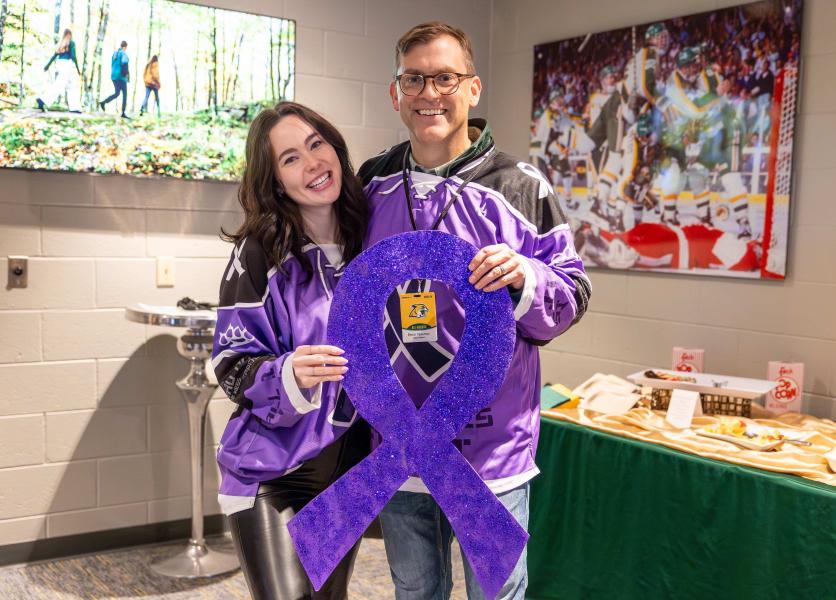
[228, 420, 370, 600]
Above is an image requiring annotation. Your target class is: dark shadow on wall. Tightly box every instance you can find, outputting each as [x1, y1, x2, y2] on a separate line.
[14, 331, 239, 596]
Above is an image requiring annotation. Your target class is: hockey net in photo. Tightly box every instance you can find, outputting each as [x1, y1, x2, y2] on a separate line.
[761, 64, 798, 279]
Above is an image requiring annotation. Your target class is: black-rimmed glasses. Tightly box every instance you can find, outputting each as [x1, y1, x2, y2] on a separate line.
[394, 72, 476, 96]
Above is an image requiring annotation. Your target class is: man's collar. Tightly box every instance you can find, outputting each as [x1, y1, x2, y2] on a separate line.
[410, 118, 492, 177]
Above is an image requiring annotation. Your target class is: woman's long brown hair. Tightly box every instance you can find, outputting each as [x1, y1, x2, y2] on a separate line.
[222, 102, 368, 276]
[56, 29, 72, 54]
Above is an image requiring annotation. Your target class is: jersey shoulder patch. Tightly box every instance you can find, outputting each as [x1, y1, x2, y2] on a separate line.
[219, 237, 272, 307]
[358, 141, 409, 185]
[515, 161, 552, 200]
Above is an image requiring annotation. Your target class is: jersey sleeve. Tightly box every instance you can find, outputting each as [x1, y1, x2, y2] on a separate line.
[211, 238, 322, 429]
[498, 162, 591, 345]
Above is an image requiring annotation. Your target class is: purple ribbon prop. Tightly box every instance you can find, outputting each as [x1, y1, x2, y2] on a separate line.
[287, 230, 528, 599]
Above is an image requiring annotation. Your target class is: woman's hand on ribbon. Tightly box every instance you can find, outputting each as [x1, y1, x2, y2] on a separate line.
[292, 344, 348, 389]
[468, 243, 526, 292]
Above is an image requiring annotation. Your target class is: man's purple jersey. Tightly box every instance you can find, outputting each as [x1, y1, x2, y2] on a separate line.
[211, 240, 356, 514]
[359, 119, 591, 493]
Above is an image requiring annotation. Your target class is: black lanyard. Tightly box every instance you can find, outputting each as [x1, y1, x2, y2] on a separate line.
[400, 148, 489, 232]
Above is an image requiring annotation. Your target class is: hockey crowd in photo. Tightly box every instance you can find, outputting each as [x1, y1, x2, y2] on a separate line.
[529, 2, 801, 277]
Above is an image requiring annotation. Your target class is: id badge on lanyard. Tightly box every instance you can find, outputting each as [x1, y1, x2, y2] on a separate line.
[399, 291, 438, 343]
[398, 149, 484, 344]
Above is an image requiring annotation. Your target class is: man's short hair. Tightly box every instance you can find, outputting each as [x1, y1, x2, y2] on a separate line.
[394, 22, 476, 74]
[120, 40, 128, 48]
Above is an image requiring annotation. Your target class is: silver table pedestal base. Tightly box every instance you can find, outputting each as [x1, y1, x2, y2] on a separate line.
[152, 539, 238, 579]
[150, 327, 239, 578]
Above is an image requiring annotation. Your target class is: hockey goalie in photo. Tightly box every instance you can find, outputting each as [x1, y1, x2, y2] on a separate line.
[530, 0, 802, 279]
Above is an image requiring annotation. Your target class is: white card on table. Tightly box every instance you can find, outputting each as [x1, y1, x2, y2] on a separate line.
[665, 389, 702, 429]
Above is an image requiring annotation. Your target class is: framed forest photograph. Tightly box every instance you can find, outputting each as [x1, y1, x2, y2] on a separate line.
[0, 0, 295, 181]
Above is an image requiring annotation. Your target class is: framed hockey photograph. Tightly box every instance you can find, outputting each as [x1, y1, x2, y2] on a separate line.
[530, 0, 802, 279]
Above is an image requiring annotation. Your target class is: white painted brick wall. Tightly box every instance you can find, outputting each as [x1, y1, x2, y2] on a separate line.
[491, 0, 836, 420]
[46, 408, 148, 462]
[0, 313, 42, 363]
[96, 356, 189, 407]
[0, 517, 47, 546]
[0, 259, 95, 309]
[147, 492, 223, 524]
[8, 0, 829, 548]
[145, 210, 242, 258]
[29, 172, 96, 207]
[297, 27, 325, 76]
[47, 503, 148, 538]
[0, 361, 97, 415]
[93, 177, 238, 212]
[97, 452, 190, 507]
[42, 311, 147, 361]
[0, 462, 97, 519]
[95, 258, 228, 309]
[0, 205, 40, 256]
[296, 75, 365, 126]
[363, 82, 405, 130]
[0, 415, 45, 468]
[42, 207, 147, 257]
[325, 32, 395, 84]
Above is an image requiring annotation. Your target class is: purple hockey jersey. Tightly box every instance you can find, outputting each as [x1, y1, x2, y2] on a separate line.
[358, 119, 591, 493]
[211, 240, 356, 514]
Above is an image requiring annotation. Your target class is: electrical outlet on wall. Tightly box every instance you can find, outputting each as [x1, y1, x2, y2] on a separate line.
[156, 257, 175, 287]
[8, 256, 28, 288]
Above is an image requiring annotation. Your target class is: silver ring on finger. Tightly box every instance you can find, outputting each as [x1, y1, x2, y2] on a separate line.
[497, 264, 506, 276]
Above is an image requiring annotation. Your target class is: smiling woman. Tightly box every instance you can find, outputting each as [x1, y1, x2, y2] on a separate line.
[212, 101, 370, 600]
[269, 115, 344, 232]
[223, 102, 366, 276]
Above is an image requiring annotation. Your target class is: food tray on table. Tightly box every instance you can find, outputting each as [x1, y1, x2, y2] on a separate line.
[695, 418, 815, 451]
[628, 369, 778, 418]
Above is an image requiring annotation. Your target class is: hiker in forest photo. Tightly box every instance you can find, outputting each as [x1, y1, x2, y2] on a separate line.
[99, 40, 130, 118]
[35, 28, 82, 114]
[140, 55, 161, 117]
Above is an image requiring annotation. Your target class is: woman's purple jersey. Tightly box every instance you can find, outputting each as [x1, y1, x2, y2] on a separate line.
[212, 240, 356, 514]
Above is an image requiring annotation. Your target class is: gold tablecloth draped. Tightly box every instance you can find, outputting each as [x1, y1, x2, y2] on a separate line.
[542, 406, 836, 486]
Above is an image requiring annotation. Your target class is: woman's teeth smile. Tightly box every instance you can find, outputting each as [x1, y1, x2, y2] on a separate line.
[307, 172, 332, 190]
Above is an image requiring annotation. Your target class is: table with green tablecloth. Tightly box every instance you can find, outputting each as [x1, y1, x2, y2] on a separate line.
[527, 416, 836, 600]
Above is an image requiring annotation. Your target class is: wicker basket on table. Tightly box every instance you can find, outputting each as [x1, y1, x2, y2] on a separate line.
[650, 388, 752, 418]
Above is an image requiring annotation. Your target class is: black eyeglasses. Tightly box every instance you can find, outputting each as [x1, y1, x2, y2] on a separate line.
[394, 72, 476, 96]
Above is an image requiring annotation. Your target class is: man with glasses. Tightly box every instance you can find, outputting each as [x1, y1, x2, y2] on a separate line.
[358, 22, 591, 600]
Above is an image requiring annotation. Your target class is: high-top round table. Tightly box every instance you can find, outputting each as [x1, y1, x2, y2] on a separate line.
[125, 303, 239, 578]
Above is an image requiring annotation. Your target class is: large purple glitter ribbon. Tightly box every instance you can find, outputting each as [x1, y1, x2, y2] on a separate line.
[287, 230, 528, 599]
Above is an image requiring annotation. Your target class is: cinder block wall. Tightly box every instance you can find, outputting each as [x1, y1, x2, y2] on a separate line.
[488, 0, 836, 417]
[0, 0, 491, 547]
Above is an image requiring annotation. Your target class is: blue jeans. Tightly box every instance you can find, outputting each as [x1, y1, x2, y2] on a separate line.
[379, 484, 529, 600]
[102, 79, 128, 114]
[141, 86, 160, 116]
